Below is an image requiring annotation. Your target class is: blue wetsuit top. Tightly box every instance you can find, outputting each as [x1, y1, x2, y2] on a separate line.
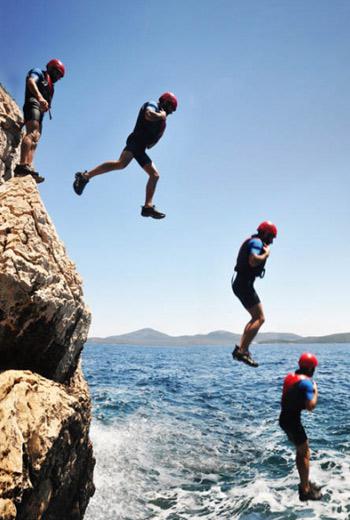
[248, 238, 264, 256]
[130, 101, 166, 147]
[24, 68, 53, 105]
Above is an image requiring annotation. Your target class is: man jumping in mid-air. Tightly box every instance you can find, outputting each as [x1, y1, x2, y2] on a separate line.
[231, 221, 277, 367]
[73, 92, 178, 219]
[14, 59, 65, 183]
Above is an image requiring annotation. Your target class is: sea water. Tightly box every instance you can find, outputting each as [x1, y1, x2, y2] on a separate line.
[83, 343, 350, 519]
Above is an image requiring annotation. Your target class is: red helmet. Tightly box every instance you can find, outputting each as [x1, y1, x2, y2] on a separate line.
[298, 352, 318, 370]
[257, 221, 277, 237]
[46, 59, 65, 78]
[159, 92, 178, 111]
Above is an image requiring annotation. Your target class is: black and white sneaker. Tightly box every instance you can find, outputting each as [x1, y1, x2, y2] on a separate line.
[141, 205, 166, 219]
[14, 164, 45, 183]
[232, 345, 259, 367]
[298, 484, 322, 502]
[73, 171, 89, 195]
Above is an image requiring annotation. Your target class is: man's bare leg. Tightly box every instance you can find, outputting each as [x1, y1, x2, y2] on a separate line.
[239, 303, 265, 353]
[20, 120, 41, 166]
[84, 150, 134, 180]
[143, 162, 159, 207]
[296, 441, 310, 493]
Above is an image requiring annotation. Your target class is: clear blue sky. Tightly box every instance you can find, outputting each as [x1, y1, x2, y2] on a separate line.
[1, 0, 349, 337]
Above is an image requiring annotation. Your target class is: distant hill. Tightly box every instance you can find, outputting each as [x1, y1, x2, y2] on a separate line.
[87, 328, 335, 346]
[259, 332, 350, 344]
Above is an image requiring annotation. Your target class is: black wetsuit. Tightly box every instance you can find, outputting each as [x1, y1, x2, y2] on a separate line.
[23, 68, 53, 124]
[279, 372, 315, 446]
[124, 101, 166, 167]
[232, 235, 266, 310]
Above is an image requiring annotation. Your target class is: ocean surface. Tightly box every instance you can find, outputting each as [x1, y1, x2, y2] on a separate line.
[82, 343, 350, 520]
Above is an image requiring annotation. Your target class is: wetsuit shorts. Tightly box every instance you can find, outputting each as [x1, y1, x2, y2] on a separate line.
[232, 274, 260, 310]
[124, 134, 152, 167]
[23, 100, 44, 124]
[279, 411, 307, 446]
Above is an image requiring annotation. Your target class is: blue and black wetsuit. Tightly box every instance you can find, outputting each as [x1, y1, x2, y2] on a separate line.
[23, 68, 53, 124]
[124, 101, 166, 167]
[279, 372, 315, 446]
[232, 235, 266, 310]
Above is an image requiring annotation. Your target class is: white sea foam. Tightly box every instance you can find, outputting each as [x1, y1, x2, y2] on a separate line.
[85, 414, 350, 520]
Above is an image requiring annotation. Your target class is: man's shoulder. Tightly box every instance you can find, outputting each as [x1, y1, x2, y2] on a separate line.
[248, 237, 263, 250]
[298, 378, 313, 391]
[143, 100, 159, 112]
[27, 68, 44, 79]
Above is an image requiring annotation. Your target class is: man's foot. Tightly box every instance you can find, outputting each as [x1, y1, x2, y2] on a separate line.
[141, 205, 166, 219]
[232, 345, 259, 368]
[14, 164, 45, 183]
[73, 171, 89, 195]
[298, 484, 322, 502]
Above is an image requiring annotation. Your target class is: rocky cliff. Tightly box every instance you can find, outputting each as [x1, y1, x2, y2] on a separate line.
[0, 85, 22, 182]
[0, 86, 95, 519]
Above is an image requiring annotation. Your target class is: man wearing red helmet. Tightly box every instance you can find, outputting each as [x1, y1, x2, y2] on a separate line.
[14, 59, 65, 183]
[73, 92, 178, 219]
[279, 353, 322, 502]
[231, 221, 277, 367]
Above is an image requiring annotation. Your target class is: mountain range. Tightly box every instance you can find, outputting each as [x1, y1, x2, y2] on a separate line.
[88, 328, 350, 346]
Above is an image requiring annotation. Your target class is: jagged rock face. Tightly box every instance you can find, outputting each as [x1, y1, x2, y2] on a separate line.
[0, 85, 23, 181]
[0, 84, 95, 519]
[0, 368, 95, 520]
[0, 176, 91, 382]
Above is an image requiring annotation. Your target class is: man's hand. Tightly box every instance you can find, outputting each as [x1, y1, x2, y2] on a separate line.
[262, 244, 270, 257]
[38, 97, 49, 112]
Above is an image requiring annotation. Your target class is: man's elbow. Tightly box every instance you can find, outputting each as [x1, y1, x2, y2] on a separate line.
[305, 400, 316, 411]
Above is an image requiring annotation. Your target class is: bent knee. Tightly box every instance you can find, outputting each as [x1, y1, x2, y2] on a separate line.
[147, 166, 159, 178]
[259, 315, 265, 325]
[29, 129, 41, 144]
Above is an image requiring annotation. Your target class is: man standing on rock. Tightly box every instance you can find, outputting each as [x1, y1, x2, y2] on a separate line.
[73, 92, 178, 219]
[279, 353, 322, 502]
[231, 221, 277, 367]
[14, 59, 65, 183]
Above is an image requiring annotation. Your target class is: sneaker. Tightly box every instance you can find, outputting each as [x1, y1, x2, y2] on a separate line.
[298, 484, 322, 502]
[141, 205, 166, 219]
[14, 164, 45, 183]
[232, 346, 258, 367]
[73, 171, 89, 195]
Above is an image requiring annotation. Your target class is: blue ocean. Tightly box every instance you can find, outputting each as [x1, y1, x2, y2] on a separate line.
[82, 343, 350, 520]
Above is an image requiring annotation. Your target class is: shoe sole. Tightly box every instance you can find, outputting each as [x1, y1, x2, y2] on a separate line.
[141, 213, 165, 219]
[232, 350, 258, 367]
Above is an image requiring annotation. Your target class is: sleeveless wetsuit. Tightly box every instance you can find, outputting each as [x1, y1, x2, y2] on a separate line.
[124, 101, 166, 167]
[232, 236, 266, 309]
[23, 68, 54, 124]
[279, 372, 314, 445]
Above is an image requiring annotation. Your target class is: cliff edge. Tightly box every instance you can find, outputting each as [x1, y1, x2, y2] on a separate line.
[0, 85, 95, 519]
